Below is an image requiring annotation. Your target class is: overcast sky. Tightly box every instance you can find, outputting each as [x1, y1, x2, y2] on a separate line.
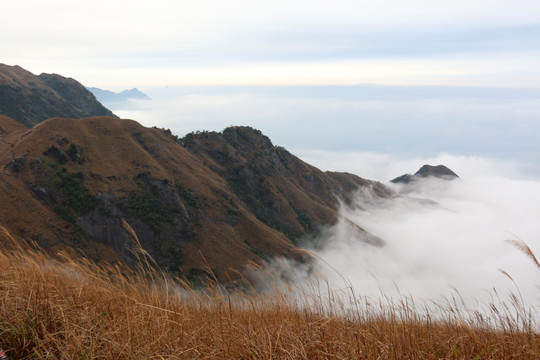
[3, 0, 540, 88]
[4, 0, 540, 305]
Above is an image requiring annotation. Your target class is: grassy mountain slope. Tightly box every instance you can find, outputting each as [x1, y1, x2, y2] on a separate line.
[0, 64, 116, 127]
[182, 127, 391, 242]
[0, 116, 390, 281]
[0, 114, 26, 135]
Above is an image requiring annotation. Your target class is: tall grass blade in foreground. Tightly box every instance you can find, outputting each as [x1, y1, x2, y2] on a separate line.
[0, 229, 539, 358]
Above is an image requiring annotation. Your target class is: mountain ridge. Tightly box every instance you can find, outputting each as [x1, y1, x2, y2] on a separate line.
[0, 64, 392, 283]
[0, 64, 116, 127]
[0, 115, 390, 282]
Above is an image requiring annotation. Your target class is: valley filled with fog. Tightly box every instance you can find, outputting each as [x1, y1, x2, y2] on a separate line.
[112, 85, 540, 306]
[311, 173, 540, 306]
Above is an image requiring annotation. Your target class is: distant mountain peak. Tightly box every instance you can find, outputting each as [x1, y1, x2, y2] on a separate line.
[391, 164, 459, 184]
[415, 164, 458, 178]
[88, 87, 150, 106]
[119, 88, 150, 100]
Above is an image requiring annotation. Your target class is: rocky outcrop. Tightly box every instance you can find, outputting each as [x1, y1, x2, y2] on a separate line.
[391, 164, 459, 184]
[182, 126, 392, 242]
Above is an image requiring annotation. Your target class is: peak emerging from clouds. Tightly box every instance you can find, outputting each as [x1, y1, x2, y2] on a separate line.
[391, 164, 459, 184]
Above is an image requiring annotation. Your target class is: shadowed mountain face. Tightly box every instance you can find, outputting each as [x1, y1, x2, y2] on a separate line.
[391, 164, 459, 184]
[0, 116, 391, 282]
[0, 64, 116, 127]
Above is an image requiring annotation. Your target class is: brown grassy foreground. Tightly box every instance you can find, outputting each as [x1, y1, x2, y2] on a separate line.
[0, 234, 539, 359]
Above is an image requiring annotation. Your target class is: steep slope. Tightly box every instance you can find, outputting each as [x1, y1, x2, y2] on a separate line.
[182, 127, 391, 242]
[0, 64, 116, 127]
[0, 118, 390, 282]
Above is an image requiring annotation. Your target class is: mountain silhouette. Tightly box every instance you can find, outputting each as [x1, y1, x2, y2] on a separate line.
[391, 164, 459, 184]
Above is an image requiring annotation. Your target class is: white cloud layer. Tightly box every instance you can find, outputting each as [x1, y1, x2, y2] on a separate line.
[249, 156, 538, 313]
[305, 169, 540, 307]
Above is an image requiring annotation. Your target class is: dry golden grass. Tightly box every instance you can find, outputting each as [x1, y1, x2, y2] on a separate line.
[0, 232, 539, 359]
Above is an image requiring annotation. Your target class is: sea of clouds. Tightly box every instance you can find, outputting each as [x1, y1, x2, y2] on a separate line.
[111, 85, 540, 306]
[313, 166, 540, 306]
[253, 154, 540, 312]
